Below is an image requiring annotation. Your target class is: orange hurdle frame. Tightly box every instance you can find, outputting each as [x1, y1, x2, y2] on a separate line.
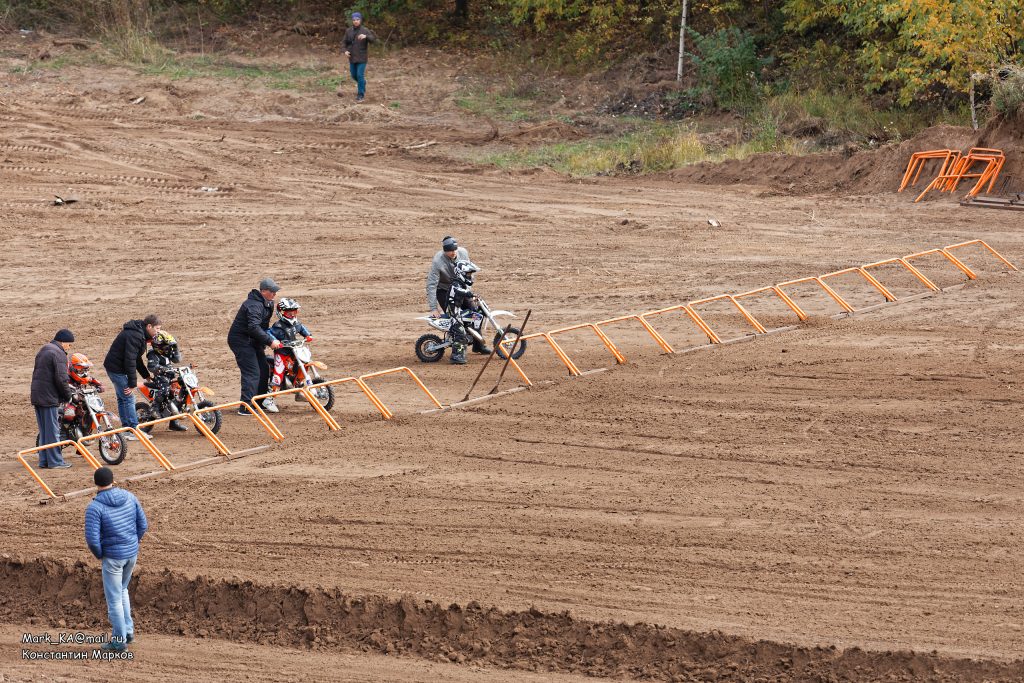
[944, 239, 1018, 272]
[814, 268, 896, 310]
[80, 424, 175, 470]
[547, 323, 627, 365]
[594, 314, 675, 354]
[903, 248, 977, 281]
[193, 400, 283, 443]
[250, 386, 341, 436]
[18, 440, 102, 498]
[860, 258, 940, 293]
[315, 377, 394, 420]
[359, 367, 443, 411]
[510, 332, 583, 376]
[689, 294, 769, 335]
[731, 286, 809, 327]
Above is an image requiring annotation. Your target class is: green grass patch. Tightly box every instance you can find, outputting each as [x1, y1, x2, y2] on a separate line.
[455, 90, 536, 122]
[138, 55, 337, 91]
[480, 121, 800, 177]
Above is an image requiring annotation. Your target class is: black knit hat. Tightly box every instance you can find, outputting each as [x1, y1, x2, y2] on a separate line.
[94, 467, 114, 488]
[441, 236, 458, 252]
[54, 329, 75, 343]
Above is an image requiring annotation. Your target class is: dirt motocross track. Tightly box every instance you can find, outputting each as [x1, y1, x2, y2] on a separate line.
[1, 45, 1023, 681]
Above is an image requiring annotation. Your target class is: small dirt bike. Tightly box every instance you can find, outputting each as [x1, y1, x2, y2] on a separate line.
[137, 364, 222, 434]
[50, 387, 127, 465]
[268, 340, 335, 411]
[415, 295, 526, 363]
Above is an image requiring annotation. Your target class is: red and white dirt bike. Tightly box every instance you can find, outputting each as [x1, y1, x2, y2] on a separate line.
[268, 340, 335, 411]
[42, 386, 127, 465]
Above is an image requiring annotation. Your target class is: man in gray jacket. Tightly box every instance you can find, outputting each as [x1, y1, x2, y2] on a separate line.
[30, 329, 75, 469]
[425, 236, 490, 364]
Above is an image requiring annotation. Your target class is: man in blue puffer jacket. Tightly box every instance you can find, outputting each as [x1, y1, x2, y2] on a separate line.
[85, 467, 148, 652]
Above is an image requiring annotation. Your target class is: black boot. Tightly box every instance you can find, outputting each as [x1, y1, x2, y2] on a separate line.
[168, 420, 188, 432]
[450, 342, 467, 365]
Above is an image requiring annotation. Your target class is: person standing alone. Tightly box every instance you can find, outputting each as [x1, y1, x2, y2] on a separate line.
[342, 11, 376, 102]
[85, 466, 147, 652]
[30, 329, 75, 469]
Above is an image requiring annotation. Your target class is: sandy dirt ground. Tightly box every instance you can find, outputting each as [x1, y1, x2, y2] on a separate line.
[1, 45, 1023, 680]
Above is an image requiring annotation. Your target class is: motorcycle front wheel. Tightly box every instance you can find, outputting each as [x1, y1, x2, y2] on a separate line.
[98, 432, 127, 466]
[494, 327, 527, 360]
[415, 333, 446, 363]
[311, 378, 335, 412]
[195, 400, 222, 434]
[135, 402, 156, 434]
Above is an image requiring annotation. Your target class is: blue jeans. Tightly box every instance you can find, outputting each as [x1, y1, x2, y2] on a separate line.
[102, 555, 136, 644]
[107, 372, 138, 429]
[349, 62, 367, 97]
[34, 405, 66, 468]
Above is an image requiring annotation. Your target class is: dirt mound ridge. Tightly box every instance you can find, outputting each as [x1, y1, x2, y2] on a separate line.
[666, 122, 1024, 195]
[3, 556, 1020, 681]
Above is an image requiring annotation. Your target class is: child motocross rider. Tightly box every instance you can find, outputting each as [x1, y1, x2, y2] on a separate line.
[266, 298, 314, 408]
[145, 331, 188, 432]
[69, 353, 105, 392]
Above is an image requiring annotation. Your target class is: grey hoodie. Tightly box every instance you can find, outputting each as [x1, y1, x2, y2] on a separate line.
[425, 247, 470, 310]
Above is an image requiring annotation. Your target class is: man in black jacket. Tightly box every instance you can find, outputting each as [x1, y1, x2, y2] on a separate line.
[103, 315, 161, 441]
[342, 12, 376, 102]
[228, 277, 283, 415]
[30, 329, 75, 468]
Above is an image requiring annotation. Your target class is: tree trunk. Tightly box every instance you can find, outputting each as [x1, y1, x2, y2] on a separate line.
[455, 0, 469, 21]
[676, 0, 688, 83]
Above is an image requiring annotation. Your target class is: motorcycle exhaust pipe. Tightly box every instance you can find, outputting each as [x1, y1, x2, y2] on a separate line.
[466, 327, 485, 342]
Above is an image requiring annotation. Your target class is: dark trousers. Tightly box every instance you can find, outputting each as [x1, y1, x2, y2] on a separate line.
[34, 405, 66, 467]
[438, 287, 480, 348]
[231, 343, 269, 405]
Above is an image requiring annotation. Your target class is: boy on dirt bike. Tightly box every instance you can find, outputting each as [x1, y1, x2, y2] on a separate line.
[266, 298, 314, 404]
[69, 353, 105, 393]
[145, 331, 187, 432]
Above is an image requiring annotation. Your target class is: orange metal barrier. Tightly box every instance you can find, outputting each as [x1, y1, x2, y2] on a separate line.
[818, 267, 897, 307]
[510, 332, 583, 376]
[193, 400, 283, 443]
[547, 323, 627, 365]
[79, 425, 174, 470]
[316, 377, 394, 420]
[594, 314, 675, 354]
[860, 258, 939, 293]
[359, 367, 444, 411]
[944, 239, 1018, 272]
[903, 248, 977, 281]
[690, 294, 768, 334]
[250, 386, 341, 435]
[732, 286, 808, 323]
[776, 276, 855, 314]
[17, 440, 101, 499]
[640, 304, 721, 345]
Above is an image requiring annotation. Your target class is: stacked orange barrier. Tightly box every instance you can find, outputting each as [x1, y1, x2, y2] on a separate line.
[899, 149, 960, 192]
[914, 148, 1005, 202]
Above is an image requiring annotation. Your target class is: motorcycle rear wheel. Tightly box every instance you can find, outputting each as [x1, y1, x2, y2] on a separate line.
[415, 333, 446, 363]
[98, 432, 127, 466]
[196, 400, 222, 434]
[311, 378, 335, 412]
[136, 402, 156, 434]
[494, 327, 527, 360]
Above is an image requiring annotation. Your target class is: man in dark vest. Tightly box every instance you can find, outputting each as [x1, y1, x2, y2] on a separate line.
[228, 277, 283, 415]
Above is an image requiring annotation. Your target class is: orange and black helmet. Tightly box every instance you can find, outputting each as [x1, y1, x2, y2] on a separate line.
[69, 353, 93, 384]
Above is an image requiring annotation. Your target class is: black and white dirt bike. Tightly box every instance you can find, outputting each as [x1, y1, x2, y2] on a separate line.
[415, 296, 527, 363]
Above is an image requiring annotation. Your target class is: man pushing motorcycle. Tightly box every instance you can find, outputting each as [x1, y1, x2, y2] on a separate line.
[425, 235, 491, 365]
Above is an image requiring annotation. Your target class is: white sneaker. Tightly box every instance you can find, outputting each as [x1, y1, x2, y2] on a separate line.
[124, 432, 138, 442]
[261, 398, 280, 414]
